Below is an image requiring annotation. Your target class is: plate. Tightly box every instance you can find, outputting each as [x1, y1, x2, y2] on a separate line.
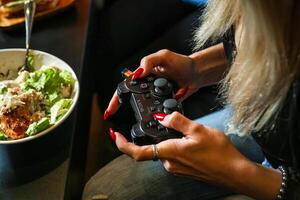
[0, 0, 75, 29]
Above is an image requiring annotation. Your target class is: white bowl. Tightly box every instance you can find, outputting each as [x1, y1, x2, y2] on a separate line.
[0, 49, 79, 144]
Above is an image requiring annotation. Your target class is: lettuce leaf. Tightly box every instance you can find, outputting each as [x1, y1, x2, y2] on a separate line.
[0, 130, 7, 140]
[24, 67, 62, 93]
[24, 68, 75, 107]
[0, 84, 7, 94]
[50, 99, 72, 124]
[59, 70, 75, 85]
[26, 118, 50, 136]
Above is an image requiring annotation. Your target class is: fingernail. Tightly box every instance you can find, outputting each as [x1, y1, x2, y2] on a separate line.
[103, 110, 110, 120]
[131, 68, 144, 80]
[153, 113, 168, 121]
[109, 127, 116, 141]
[175, 87, 188, 100]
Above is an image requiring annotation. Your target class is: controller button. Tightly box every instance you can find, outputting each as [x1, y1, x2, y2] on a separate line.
[148, 120, 157, 128]
[130, 80, 138, 86]
[145, 93, 151, 99]
[156, 107, 163, 112]
[146, 76, 155, 82]
[157, 125, 165, 131]
[150, 106, 156, 112]
[140, 83, 148, 89]
[154, 100, 160, 105]
[163, 99, 178, 114]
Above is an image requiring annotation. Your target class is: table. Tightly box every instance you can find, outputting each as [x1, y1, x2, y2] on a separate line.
[0, 0, 92, 199]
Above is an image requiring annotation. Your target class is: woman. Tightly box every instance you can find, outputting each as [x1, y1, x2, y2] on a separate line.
[83, 0, 300, 199]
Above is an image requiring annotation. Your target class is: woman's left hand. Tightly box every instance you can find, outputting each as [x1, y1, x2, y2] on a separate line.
[112, 112, 251, 185]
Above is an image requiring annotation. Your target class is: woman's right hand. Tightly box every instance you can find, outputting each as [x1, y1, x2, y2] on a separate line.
[136, 49, 203, 97]
[104, 49, 202, 119]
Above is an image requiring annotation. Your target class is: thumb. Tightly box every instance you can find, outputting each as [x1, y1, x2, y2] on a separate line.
[174, 86, 189, 101]
[159, 112, 195, 136]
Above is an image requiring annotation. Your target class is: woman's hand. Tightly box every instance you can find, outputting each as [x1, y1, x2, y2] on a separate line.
[135, 49, 202, 99]
[103, 49, 202, 119]
[110, 112, 282, 200]
[104, 44, 228, 119]
[111, 111, 248, 184]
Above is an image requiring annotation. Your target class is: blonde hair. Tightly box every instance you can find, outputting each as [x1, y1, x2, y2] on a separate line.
[194, 0, 300, 135]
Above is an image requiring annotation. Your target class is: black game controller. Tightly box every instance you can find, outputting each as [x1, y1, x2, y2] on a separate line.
[117, 70, 184, 145]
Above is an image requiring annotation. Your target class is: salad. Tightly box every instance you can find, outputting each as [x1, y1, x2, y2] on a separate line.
[0, 62, 75, 141]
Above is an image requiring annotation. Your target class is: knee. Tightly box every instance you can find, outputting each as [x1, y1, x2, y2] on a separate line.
[82, 155, 162, 200]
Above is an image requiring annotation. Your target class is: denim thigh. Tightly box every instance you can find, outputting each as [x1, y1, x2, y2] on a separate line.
[82, 155, 233, 200]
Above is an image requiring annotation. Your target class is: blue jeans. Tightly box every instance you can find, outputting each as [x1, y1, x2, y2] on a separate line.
[194, 108, 264, 163]
[82, 108, 264, 200]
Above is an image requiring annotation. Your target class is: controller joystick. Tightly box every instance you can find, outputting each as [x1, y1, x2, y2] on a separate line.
[154, 78, 172, 96]
[117, 72, 184, 145]
[163, 98, 179, 114]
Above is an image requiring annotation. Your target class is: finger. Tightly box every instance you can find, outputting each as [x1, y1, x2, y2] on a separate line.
[160, 158, 202, 179]
[174, 86, 189, 101]
[139, 50, 170, 78]
[151, 66, 166, 77]
[159, 112, 199, 135]
[153, 137, 191, 160]
[104, 91, 120, 117]
[161, 158, 204, 179]
[131, 67, 144, 80]
[115, 132, 154, 161]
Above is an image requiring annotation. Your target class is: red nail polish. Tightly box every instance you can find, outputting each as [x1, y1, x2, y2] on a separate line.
[175, 87, 188, 100]
[131, 68, 144, 80]
[103, 110, 110, 120]
[109, 128, 116, 141]
[153, 113, 168, 121]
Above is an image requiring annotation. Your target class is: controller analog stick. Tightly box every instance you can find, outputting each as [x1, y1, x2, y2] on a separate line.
[163, 98, 178, 114]
[154, 78, 170, 96]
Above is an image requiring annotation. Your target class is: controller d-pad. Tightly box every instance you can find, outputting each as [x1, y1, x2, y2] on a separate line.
[130, 80, 138, 86]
